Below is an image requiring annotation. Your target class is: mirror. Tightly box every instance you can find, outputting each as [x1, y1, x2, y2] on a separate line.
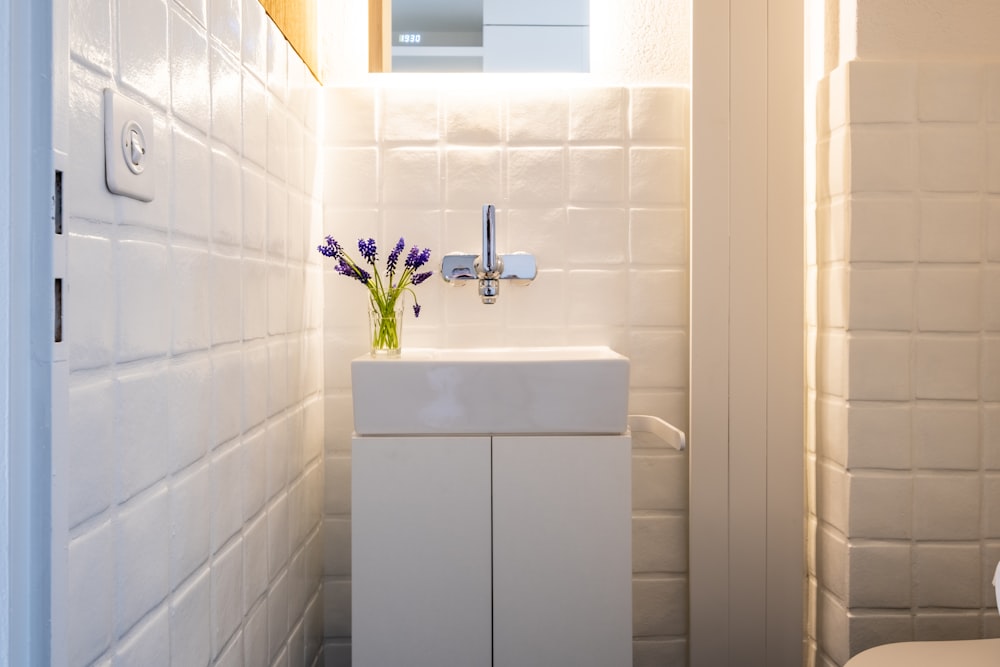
[369, 0, 589, 73]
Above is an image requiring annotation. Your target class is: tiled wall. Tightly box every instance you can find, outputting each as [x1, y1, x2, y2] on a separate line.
[319, 83, 690, 666]
[810, 59, 1000, 666]
[62, 0, 324, 664]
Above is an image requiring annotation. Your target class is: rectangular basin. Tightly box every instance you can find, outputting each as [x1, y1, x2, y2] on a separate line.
[351, 346, 629, 436]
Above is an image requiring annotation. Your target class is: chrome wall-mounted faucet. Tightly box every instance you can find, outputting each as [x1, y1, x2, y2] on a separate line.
[441, 204, 537, 304]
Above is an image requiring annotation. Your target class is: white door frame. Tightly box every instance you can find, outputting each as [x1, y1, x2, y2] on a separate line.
[690, 1, 805, 665]
[1, 0, 55, 663]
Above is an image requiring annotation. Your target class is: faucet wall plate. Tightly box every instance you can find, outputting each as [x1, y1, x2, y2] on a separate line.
[104, 89, 155, 202]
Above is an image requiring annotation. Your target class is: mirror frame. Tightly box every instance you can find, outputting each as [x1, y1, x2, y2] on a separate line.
[369, 0, 392, 72]
[259, 0, 322, 81]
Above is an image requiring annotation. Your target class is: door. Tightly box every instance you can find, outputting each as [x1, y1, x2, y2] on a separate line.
[492, 435, 632, 667]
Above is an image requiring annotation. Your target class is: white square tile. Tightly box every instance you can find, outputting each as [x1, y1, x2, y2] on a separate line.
[67, 379, 114, 526]
[567, 207, 627, 265]
[633, 514, 687, 573]
[70, 0, 112, 73]
[630, 208, 687, 267]
[211, 537, 244, 658]
[444, 89, 502, 143]
[986, 268, 1000, 331]
[917, 267, 981, 332]
[915, 543, 982, 607]
[629, 329, 687, 389]
[630, 147, 687, 205]
[268, 340, 289, 415]
[568, 147, 625, 203]
[324, 87, 377, 144]
[170, 569, 211, 667]
[212, 349, 243, 446]
[115, 607, 169, 667]
[209, 0, 241, 56]
[212, 147, 242, 245]
[985, 474, 1000, 538]
[68, 522, 114, 666]
[632, 577, 686, 637]
[116, 486, 170, 637]
[569, 86, 626, 142]
[244, 513, 269, 612]
[913, 472, 981, 540]
[848, 61, 917, 124]
[68, 233, 114, 370]
[119, 0, 170, 108]
[988, 126, 1000, 193]
[630, 86, 688, 144]
[266, 178, 288, 259]
[172, 127, 212, 240]
[67, 65, 117, 225]
[170, 463, 210, 588]
[212, 251, 243, 344]
[116, 367, 169, 502]
[918, 63, 983, 122]
[117, 240, 170, 362]
[850, 127, 916, 193]
[848, 267, 914, 331]
[211, 440, 244, 553]
[985, 405, 1000, 470]
[847, 334, 911, 401]
[507, 147, 564, 205]
[382, 148, 441, 206]
[444, 147, 502, 207]
[243, 343, 268, 429]
[848, 541, 911, 608]
[914, 336, 980, 400]
[984, 335, 1000, 401]
[267, 99, 289, 182]
[846, 403, 913, 470]
[268, 572, 290, 659]
[324, 518, 352, 577]
[241, 0, 267, 78]
[168, 356, 212, 472]
[629, 270, 687, 327]
[243, 598, 268, 667]
[242, 75, 268, 168]
[286, 118, 305, 192]
[988, 199, 1000, 261]
[266, 19, 288, 101]
[507, 89, 567, 144]
[913, 403, 981, 470]
[848, 197, 918, 263]
[848, 471, 912, 539]
[267, 263, 288, 335]
[323, 146, 378, 206]
[171, 245, 211, 353]
[919, 126, 986, 193]
[919, 198, 983, 262]
[176, 0, 206, 25]
[210, 43, 242, 153]
[243, 430, 267, 518]
[381, 87, 440, 141]
[242, 258, 267, 341]
[170, 8, 211, 134]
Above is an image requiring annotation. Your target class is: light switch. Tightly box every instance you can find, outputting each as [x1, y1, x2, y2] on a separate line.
[104, 89, 155, 202]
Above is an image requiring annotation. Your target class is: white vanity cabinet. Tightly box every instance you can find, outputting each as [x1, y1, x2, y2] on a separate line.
[352, 433, 632, 667]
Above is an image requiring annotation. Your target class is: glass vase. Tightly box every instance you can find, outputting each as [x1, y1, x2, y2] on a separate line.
[369, 302, 404, 357]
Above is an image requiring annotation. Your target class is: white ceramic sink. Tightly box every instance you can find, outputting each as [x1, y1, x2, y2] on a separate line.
[351, 346, 630, 436]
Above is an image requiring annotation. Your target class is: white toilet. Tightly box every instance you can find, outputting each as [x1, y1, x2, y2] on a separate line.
[844, 562, 1000, 666]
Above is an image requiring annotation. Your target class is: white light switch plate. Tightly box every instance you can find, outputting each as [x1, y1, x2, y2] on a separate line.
[104, 89, 155, 202]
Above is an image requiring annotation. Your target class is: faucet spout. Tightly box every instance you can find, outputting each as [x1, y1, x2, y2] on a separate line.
[482, 204, 499, 277]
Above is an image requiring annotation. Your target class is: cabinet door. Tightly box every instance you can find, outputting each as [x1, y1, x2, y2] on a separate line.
[492, 435, 632, 667]
[352, 436, 492, 667]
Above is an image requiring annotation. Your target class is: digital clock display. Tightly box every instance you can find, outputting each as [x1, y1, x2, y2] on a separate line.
[398, 33, 422, 44]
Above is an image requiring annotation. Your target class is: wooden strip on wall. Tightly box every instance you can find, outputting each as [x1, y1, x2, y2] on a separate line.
[259, 0, 321, 81]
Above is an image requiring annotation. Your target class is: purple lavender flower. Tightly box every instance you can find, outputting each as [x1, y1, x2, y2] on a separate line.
[405, 246, 432, 270]
[317, 236, 343, 258]
[386, 237, 405, 276]
[358, 238, 378, 265]
[413, 303, 422, 318]
[336, 258, 370, 284]
[411, 271, 433, 286]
